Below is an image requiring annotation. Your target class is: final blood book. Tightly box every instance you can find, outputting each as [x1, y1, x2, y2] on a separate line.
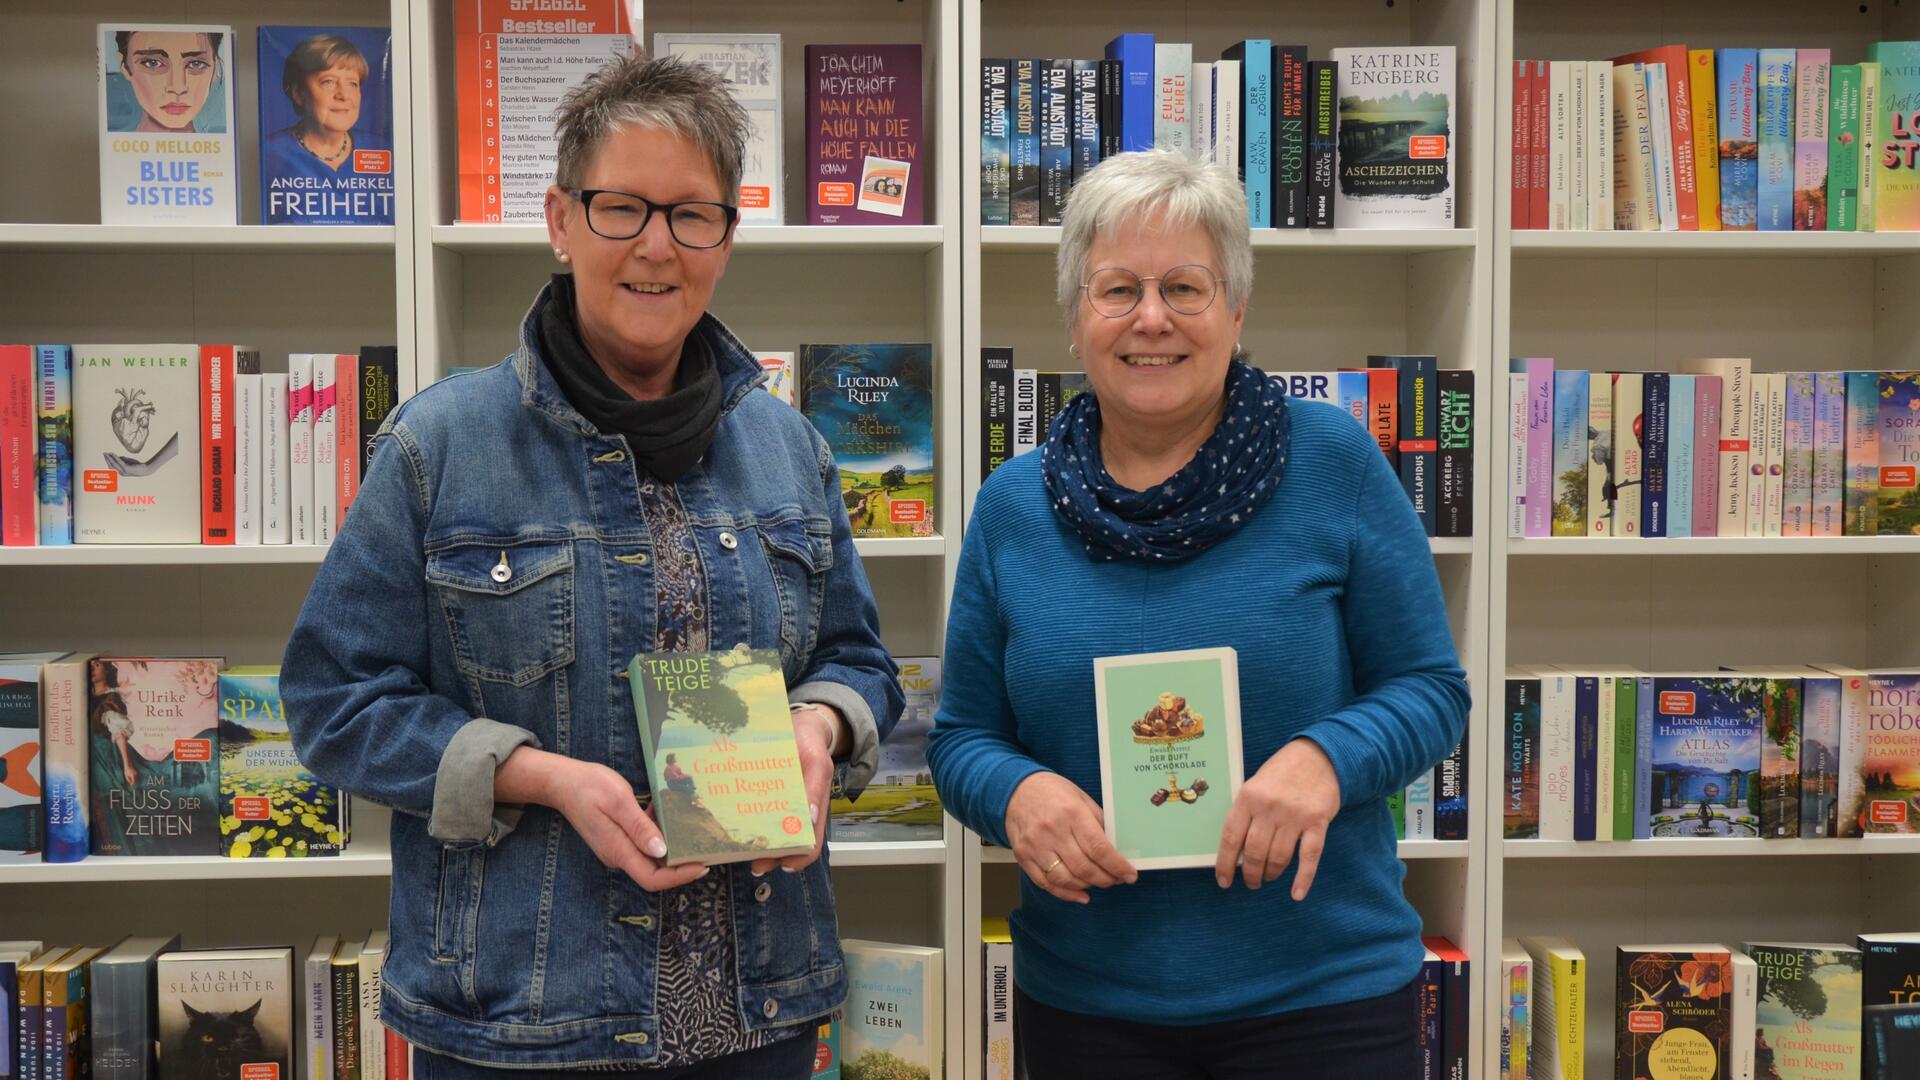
[654, 35, 782, 224]
[155, 948, 294, 1080]
[627, 647, 815, 866]
[840, 941, 943, 1080]
[1328, 47, 1456, 228]
[1616, 946, 1733, 1080]
[1645, 676, 1764, 838]
[1092, 647, 1244, 870]
[1745, 942, 1862, 1080]
[805, 45, 924, 225]
[798, 343, 935, 540]
[830, 657, 941, 842]
[88, 657, 224, 857]
[257, 26, 396, 225]
[219, 666, 347, 857]
[97, 24, 238, 225]
[73, 345, 201, 544]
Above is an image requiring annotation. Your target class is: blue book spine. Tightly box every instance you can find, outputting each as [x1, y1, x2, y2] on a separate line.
[1009, 59, 1040, 226]
[1228, 41, 1273, 227]
[979, 60, 1011, 225]
[1758, 49, 1796, 231]
[1643, 373, 1671, 537]
[1716, 48, 1759, 229]
[1668, 375, 1696, 537]
[1551, 371, 1589, 536]
[1574, 676, 1598, 841]
[1105, 33, 1156, 152]
[35, 345, 73, 545]
[1335, 371, 1369, 429]
[1070, 60, 1100, 183]
[1039, 60, 1072, 226]
[1634, 676, 1655, 839]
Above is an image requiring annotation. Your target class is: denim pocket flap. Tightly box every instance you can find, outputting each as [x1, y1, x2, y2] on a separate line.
[427, 540, 574, 595]
[758, 518, 834, 575]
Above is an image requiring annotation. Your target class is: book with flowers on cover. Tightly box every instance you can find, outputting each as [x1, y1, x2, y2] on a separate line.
[1092, 647, 1244, 870]
[1616, 945, 1733, 1080]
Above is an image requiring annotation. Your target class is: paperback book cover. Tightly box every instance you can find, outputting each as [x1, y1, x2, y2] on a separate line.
[1645, 676, 1764, 838]
[1307, 60, 1338, 227]
[1864, 1004, 1920, 1079]
[1092, 647, 1244, 870]
[805, 45, 924, 225]
[1866, 42, 1920, 231]
[72, 345, 201, 544]
[1860, 673, 1920, 833]
[1746, 942, 1862, 1080]
[1521, 936, 1584, 1080]
[219, 667, 347, 857]
[90, 935, 181, 1080]
[1877, 372, 1920, 534]
[257, 26, 396, 225]
[841, 941, 942, 1080]
[1858, 933, 1920, 1011]
[0, 654, 58, 863]
[654, 35, 782, 224]
[88, 657, 223, 857]
[830, 657, 940, 842]
[1830, 64, 1864, 232]
[41, 652, 94, 864]
[1717, 49, 1760, 229]
[37, 345, 74, 545]
[1551, 370, 1589, 535]
[979, 59, 1011, 225]
[1800, 673, 1842, 836]
[1795, 50, 1832, 230]
[982, 918, 1012, 1080]
[1505, 674, 1541, 839]
[798, 343, 935, 540]
[627, 646, 815, 865]
[1039, 60, 1071, 225]
[1846, 370, 1880, 535]
[98, 24, 238, 225]
[1616, 947, 1733, 1080]
[1329, 47, 1455, 228]
[1758, 49, 1797, 231]
[155, 948, 294, 1080]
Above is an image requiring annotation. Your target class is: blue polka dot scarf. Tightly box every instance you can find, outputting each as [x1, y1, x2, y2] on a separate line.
[1041, 358, 1291, 564]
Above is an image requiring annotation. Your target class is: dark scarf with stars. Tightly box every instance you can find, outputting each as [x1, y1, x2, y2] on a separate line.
[1041, 357, 1291, 564]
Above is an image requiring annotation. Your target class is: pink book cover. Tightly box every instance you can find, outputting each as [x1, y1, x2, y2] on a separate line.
[805, 44, 924, 225]
[0, 345, 34, 545]
[1794, 50, 1831, 230]
[334, 354, 358, 532]
[1523, 358, 1553, 537]
[1692, 374, 1722, 536]
[1812, 371, 1846, 536]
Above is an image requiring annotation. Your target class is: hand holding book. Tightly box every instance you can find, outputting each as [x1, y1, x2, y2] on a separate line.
[748, 703, 839, 876]
[497, 748, 710, 892]
[1214, 737, 1341, 898]
[1005, 771, 1138, 904]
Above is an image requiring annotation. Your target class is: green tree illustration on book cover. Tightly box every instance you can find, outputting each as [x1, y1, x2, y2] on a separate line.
[798, 343, 935, 539]
[628, 646, 814, 864]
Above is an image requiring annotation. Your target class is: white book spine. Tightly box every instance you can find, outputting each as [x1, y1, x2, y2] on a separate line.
[1549, 62, 1571, 229]
[1745, 372, 1769, 536]
[1763, 373, 1786, 537]
[1589, 60, 1614, 230]
[1647, 64, 1680, 230]
[1588, 371, 1615, 535]
[289, 356, 314, 545]
[982, 938, 1014, 1080]
[312, 357, 337, 546]
[1012, 368, 1037, 455]
[1508, 371, 1530, 538]
[1731, 951, 1757, 1080]
[304, 940, 334, 1080]
[262, 373, 290, 545]
[1595, 676, 1616, 841]
[1405, 767, 1436, 840]
[1189, 63, 1214, 161]
[1539, 674, 1576, 841]
[359, 945, 385, 1077]
[1613, 372, 1645, 537]
[1213, 60, 1240, 180]
[1569, 60, 1589, 230]
[1154, 44, 1192, 154]
[234, 373, 260, 544]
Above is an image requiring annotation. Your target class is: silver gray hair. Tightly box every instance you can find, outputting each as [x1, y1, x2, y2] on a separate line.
[553, 53, 747, 200]
[1055, 149, 1254, 327]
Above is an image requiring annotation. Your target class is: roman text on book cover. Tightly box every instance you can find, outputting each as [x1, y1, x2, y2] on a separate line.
[799, 344, 935, 539]
[88, 658, 222, 856]
[805, 45, 924, 225]
[1093, 647, 1244, 870]
[98, 24, 238, 225]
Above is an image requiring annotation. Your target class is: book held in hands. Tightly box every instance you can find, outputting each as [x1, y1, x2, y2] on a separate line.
[1093, 647, 1244, 870]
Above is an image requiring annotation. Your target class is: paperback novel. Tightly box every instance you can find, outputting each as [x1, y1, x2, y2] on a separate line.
[155, 948, 294, 1080]
[1092, 647, 1244, 870]
[0, 654, 60, 863]
[218, 666, 347, 857]
[1747, 942, 1863, 1080]
[1328, 47, 1456, 228]
[88, 657, 223, 856]
[841, 941, 943, 1080]
[805, 45, 924, 225]
[98, 24, 238, 225]
[799, 344, 935, 540]
[1616, 947, 1733, 1080]
[257, 26, 395, 225]
[654, 34, 782, 224]
[1645, 677, 1765, 838]
[830, 657, 941, 842]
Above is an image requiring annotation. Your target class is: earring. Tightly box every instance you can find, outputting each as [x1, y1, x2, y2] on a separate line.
[554, 249, 570, 263]
[1069, 343, 1080, 360]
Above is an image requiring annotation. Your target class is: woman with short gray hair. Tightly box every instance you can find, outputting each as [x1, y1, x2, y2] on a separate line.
[284, 53, 901, 1078]
[929, 148, 1467, 1077]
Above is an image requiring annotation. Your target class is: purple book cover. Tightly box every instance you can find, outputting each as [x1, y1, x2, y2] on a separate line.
[1692, 374, 1722, 536]
[1516, 358, 1553, 537]
[1783, 371, 1815, 536]
[1794, 50, 1831, 230]
[805, 44, 924, 225]
[1813, 371, 1846, 536]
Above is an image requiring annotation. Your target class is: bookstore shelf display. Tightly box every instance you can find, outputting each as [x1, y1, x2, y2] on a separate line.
[431, 223, 947, 254]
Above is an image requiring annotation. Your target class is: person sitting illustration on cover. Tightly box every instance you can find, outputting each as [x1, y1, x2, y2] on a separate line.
[110, 29, 224, 134]
[260, 33, 394, 208]
[662, 752, 700, 806]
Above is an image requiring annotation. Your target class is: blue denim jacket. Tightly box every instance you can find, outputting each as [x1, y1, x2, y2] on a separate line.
[282, 285, 902, 1068]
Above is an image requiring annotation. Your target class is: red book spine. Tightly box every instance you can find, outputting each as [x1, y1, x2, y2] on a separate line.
[0, 345, 34, 546]
[1616, 45, 1699, 229]
[335, 354, 360, 530]
[1365, 367, 1398, 464]
[1513, 60, 1532, 228]
[1529, 61, 1550, 230]
[200, 344, 236, 544]
[385, 1029, 410, 1078]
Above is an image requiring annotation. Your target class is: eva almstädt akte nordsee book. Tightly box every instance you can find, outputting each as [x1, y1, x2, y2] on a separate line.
[1093, 646, 1244, 870]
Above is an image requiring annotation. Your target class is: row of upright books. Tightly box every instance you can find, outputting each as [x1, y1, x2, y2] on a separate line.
[1508, 934, 1920, 1080]
[0, 345, 397, 547]
[981, 40, 1457, 229]
[1503, 666, 1919, 843]
[1389, 735, 1471, 842]
[1511, 42, 1920, 232]
[1507, 360, 1920, 539]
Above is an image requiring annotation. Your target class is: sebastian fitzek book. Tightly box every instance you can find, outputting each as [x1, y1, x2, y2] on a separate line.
[1328, 46, 1456, 228]
[1616, 946, 1734, 1080]
[627, 646, 815, 866]
[654, 34, 782, 225]
[806, 44, 924, 225]
[97, 24, 238, 225]
[88, 657, 223, 856]
[155, 947, 294, 1080]
[1092, 647, 1245, 870]
[798, 343, 935, 540]
[219, 666, 347, 857]
[257, 26, 396, 225]
[73, 345, 201, 544]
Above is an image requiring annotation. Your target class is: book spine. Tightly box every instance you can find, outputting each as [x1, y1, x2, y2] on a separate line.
[1845, 370, 1878, 535]
[1758, 49, 1796, 231]
[1662, 52, 1701, 229]
[1442, 952, 1468, 1080]
[90, 961, 146, 1079]
[1692, 374, 1722, 538]
[1763, 373, 1787, 536]
[1530, 61, 1551, 230]
[234, 373, 260, 544]
[1689, 50, 1721, 229]
[1646, 64, 1680, 230]
[42, 657, 90, 865]
[1568, 60, 1588, 231]
[1009, 59, 1039, 227]
[35, 345, 73, 545]
[1611, 677, 1637, 842]
[1012, 368, 1037, 457]
[1435, 733, 1468, 841]
[980, 347, 1013, 479]
[1213, 62, 1240, 181]
[0, 347, 34, 547]
[289, 358, 314, 546]
[1366, 367, 1398, 467]
[1436, 371, 1472, 539]
[1522, 359, 1552, 537]
[1153, 44, 1191, 155]
[1717, 49, 1760, 229]
[41, 970, 68, 1080]
[1783, 371, 1815, 537]
[1612, 63, 1658, 231]
[1539, 674, 1574, 842]
[1613, 373, 1645, 537]
[1590, 60, 1614, 230]
[979, 60, 1011, 225]
[1039, 60, 1072, 226]
[1070, 60, 1099, 185]
[1189, 63, 1212, 163]
[306, 952, 334, 1080]
[1744, 370, 1768, 537]
[332, 962, 359, 1080]
[313, 356, 338, 546]
[1106, 34, 1154, 153]
[1549, 62, 1571, 229]
[1667, 375, 1695, 537]
[1240, 42, 1273, 229]
[1763, 680, 1803, 838]
[335, 356, 360, 533]
[385, 1031, 408, 1079]
[1395, 357, 1437, 535]
[983, 937, 1014, 1080]
[1405, 768, 1435, 841]
[1588, 371, 1614, 535]
[199, 345, 235, 544]
[358, 347, 398, 480]
[1594, 677, 1615, 840]
[1796, 50, 1832, 230]
[1508, 371, 1529, 539]
[1829, 64, 1863, 231]
[1505, 678, 1540, 839]
[21, 964, 41, 1080]
[1572, 677, 1598, 842]
[1416, 957, 1442, 1079]
[1307, 61, 1337, 228]
[1878, 372, 1920, 533]
[1098, 59, 1121, 160]
[1802, 675, 1841, 837]
[1550, 370, 1588, 535]
[1643, 372, 1670, 537]
[1833, 670, 1868, 837]
[1858, 63, 1879, 232]
[1276, 47, 1307, 227]
[1513, 61, 1532, 229]
[262, 373, 290, 545]
[1708, 361, 1752, 536]
[1812, 370, 1846, 536]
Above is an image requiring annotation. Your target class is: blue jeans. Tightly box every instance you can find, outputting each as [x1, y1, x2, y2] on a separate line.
[411, 1029, 818, 1078]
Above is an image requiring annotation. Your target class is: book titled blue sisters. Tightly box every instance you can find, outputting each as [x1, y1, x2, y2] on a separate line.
[257, 26, 395, 225]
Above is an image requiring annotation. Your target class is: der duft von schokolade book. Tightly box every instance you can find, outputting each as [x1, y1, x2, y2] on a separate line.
[1093, 647, 1245, 870]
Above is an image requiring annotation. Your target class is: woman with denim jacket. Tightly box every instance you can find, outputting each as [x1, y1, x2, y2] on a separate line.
[283, 55, 903, 1077]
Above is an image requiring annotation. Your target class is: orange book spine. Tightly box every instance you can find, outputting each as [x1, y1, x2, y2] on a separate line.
[1616, 45, 1700, 229]
[1367, 367, 1398, 462]
[335, 354, 360, 530]
[200, 344, 236, 544]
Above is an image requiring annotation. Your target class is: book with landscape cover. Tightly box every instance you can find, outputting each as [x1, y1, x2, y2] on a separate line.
[1093, 647, 1244, 870]
[1746, 942, 1862, 1080]
[805, 45, 924, 225]
[219, 666, 347, 857]
[830, 657, 941, 842]
[73, 345, 201, 544]
[98, 24, 238, 225]
[155, 948, 293, 1080]
[799, 344, 935, 540]
[1328, 47, 1455, 228]
[257, 25, 396, 225]
[88, 657, 223, 857]
[654, 34, 782, 224]
[1860, 671, 1920, 834]
[1616, 946, 1733, 1080]
[628, 646, 815, 865]
[841, 941, 943, 1080]
[1645, 676, 1765, 838]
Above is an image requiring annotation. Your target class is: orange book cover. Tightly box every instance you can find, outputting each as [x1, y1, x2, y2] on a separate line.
[1615, 45, 1700, 229]
[334, 354, 359, 530]
[1687, 49, 1722, 230]
[1343, 366, 1398, 463]
[199, 345, 235, 544]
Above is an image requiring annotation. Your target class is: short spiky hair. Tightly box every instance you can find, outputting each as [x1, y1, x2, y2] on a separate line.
[553, 53, 747, 200]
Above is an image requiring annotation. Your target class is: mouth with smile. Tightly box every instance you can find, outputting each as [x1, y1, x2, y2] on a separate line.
[622, 282, 677, 298]
[1120, 352, 1186, 368]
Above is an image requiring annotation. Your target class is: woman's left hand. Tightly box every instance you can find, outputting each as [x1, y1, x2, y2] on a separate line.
[751, 704, 841, 876]
[1215, 738, 1342, 898]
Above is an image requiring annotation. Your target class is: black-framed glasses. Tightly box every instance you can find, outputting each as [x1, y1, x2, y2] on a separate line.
[1080, 264, 1222, 318]
[568, 188, 739, 249]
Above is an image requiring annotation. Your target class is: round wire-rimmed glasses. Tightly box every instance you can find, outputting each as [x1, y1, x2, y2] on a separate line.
[1079, 264, 1223, 318]
[567, 188, 739, 249]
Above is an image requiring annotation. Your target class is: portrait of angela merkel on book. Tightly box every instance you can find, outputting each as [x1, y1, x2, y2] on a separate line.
[928, 148, 1469, 1079]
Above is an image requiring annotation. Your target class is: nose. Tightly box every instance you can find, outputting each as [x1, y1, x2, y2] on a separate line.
[630, 207, 676, 261]
[167, 64, 189, 95]
[1130, 285, 1176, 334]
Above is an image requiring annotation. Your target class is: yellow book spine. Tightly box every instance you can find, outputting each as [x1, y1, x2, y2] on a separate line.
[1554, 953, 1585, 1080]
[1688, 49, 1722, 229]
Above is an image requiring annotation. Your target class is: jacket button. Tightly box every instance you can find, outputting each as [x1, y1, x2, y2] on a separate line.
[719, 531, 739, 550]
[762, 998, 779, 1019]
[753, 881, 772, 903]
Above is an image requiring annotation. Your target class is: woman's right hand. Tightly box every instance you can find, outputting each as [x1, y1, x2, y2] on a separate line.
[539, 757, 710, 892]
[1004, 772, 1137, 904]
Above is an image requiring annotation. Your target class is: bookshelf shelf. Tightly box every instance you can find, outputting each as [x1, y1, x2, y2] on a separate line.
[981, 225, 1478, 255]
[429, 223, 947, 255]
[0, 224, 397, 254]
[1513, 230, 1920, 258]
[1504, 838, 1920, 859]
[1505, 537, 1920, 556]
[978, 839, 1471, 864]
[0, 537, 947, 567]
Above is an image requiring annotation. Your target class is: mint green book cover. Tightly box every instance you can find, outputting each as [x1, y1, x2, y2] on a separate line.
[1612, 676, 1638, 843]
[841, 941, 942, 1078]
[628, 647, 815, 865]
[1093, 647, 1244, 870]
[218, 666, 346, 857]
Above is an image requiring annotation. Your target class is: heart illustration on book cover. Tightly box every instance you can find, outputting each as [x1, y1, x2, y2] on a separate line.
[105, 386, 180, 476]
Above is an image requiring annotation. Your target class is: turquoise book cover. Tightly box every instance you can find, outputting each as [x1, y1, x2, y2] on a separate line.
[1646, 677, 1765, 838]
[841, 941, 942, 1080]
[628, 646, 815, 865]
[799, 343, 936, 540]
[218, 666, 347, 857]
[1093, 647, 1244, 870]
[87, 657, 223, 856]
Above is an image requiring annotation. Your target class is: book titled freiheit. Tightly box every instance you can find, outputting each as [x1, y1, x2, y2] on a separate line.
[805, 45, 924, 224]
[257, 26, 396, 225]
[1329, 47, 1456, 228]
[1093, 647, 1244, 870]
[627, 646, 815, 866]
[799, 343, 935, 540]
[98, 24, 238, 225]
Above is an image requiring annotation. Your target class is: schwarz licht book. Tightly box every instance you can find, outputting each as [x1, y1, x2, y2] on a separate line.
[799, 343, 936, 540]
[628, 646, 815, 865]
[218, 666, 347, 857]
[155, 947, 294, 1080]
[1329, 46, 1456, 228]
[1093, 647, 1245, 870]
[98, 23, 238, 225]
[88, 657, 224, 857]
[257, 26, 396, 225]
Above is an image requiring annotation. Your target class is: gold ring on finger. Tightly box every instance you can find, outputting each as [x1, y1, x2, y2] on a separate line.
[1043, 856, 1063, 873]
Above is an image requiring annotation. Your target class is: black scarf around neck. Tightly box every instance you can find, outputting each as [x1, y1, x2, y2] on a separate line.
[537, 273, 723, 482]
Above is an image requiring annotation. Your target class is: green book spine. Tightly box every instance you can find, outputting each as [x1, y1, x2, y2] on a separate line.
[1829, 64, 1863, 231]
[1388, 789, 1406, 840]
[1612, 678, 1637, 842]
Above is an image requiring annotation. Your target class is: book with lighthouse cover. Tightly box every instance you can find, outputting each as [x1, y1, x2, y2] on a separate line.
[627, 646, 815, 865]
[1093, 647, 1244, 870]
[98, 24, 239, 225]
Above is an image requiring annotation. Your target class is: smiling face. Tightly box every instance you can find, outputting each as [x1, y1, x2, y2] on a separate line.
[122, 31, 216, 132]
[544, 124, 733, 396]
[301, 63, 363, 136]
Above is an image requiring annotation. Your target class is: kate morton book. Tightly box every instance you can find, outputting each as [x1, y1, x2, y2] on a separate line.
[627, 646, 815, 865]
[1093, 647, 1244, 870]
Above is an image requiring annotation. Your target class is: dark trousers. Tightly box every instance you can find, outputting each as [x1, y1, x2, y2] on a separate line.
[411, 1028, 818, 1078]
[1016, 978, 1422, 1080]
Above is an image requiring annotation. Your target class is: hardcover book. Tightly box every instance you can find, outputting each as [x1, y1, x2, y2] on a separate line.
[90, 935, 181, 1079]
[37, 345, 75, 545]
[627, 646, 815, 865]
[1521, 936, 1584, 1080]
[654, 34, 782, 224]
[805, 45, 924, 225]
[830, 657, 940, 842]
[1329, 47, 1456, 228]
[1746, 942, 1862, 1080]
[219, 666, 347, 857]
[1859, 933, 1920, 1011]
[72, 345, 201, 544]
[1877, 372, 1920, 534]
[41, 652, 94, 864]
[1009, 58, 1039, 226]
[1866, 42, 1920, 231]
[43, 944, 112, 1080]
[257, 26, 396, 225]
[841, 941, 943, 1080]
[980, 59, 1011, 225]
[88, 657, 223, 856]
[1039, 60, 1071, 225]
[1307, 60, 1338, 227]
[798, 343, 935, 540]
[1092, 647, 1244, 870]
[1645, 676, 1764, 838]
[98, 24, 238, 225]
[1616, 946, 1733, 1080]
[155, 948, 294, 1080]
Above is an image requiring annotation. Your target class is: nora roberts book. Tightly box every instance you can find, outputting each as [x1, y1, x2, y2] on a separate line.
[627, 646, 815, 865]
[97, 24, 238, 225]
[799, 344, 935, 540]
[1092, 647, 1244, 870]
[73, 345, 201, 543]
[1328, 46, 1456, 228]
[155, 947, 294, 1080]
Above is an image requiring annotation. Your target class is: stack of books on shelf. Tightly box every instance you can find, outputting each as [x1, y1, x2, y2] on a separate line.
[1389, 734, 1471, 842]
[983, 38, 1456, 229]
[1503, 933, 1920, 1079]
[1511, 41, 1920, 232]
[1508, 360, 1920, 540]
[1503, 665, 1919, 843]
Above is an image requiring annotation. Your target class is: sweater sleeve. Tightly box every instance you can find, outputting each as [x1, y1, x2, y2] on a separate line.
[925, 501, 1050, 848]
[1298, 444, 1471, 809]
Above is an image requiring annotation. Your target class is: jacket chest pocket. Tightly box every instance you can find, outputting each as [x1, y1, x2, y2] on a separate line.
[425, 540, 576, 686]
[756, 517, 834, 668]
